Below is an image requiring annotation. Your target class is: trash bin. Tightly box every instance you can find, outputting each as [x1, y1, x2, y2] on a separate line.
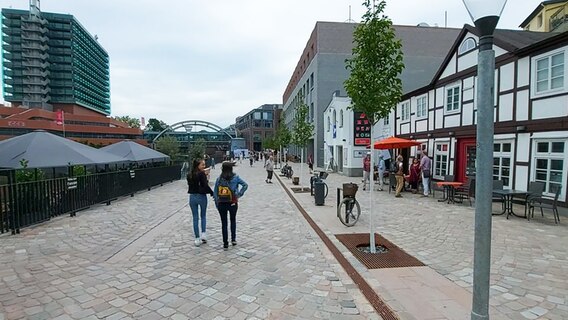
[314, 181, 326, 206]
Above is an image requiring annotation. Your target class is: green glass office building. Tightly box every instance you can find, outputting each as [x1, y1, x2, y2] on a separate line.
[1, 7, 110, 115]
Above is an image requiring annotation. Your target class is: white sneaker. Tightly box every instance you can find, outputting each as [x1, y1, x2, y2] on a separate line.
[201, 232, 207, 243]
[194, 238, 201, 247]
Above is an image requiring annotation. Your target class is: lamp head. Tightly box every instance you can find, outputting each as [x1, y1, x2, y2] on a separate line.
[462, 0, 507, 36]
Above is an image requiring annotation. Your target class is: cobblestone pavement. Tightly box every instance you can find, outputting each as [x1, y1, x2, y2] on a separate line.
[0, 163, 379, 320]
[288, 163, 568, 320]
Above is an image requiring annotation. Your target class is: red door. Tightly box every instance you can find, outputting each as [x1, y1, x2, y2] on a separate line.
[456, 138, 477, 182]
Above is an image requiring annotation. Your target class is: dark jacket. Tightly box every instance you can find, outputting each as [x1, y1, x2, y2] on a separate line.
[187, 171, 214, 195]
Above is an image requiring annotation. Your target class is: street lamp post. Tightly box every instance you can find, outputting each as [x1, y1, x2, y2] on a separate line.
[461, 1, 507, 319]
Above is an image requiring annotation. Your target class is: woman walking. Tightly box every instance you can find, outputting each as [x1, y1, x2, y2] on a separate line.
[265, 155, 274, 183]
[187, 158, 214, 246]
[214, 162, 248, 250]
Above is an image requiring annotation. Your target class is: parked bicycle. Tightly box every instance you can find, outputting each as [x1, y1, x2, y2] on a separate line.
[337, 183, 361, 227]
[281, 163, 293, 179]
[310, 171, 329, 198]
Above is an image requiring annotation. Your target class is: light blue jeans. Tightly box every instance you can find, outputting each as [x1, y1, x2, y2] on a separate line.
[189, 194, 207, 237]
[422, 173, 430, 196]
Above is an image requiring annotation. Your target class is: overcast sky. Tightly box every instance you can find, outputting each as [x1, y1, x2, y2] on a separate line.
[0, 0, 541, 128]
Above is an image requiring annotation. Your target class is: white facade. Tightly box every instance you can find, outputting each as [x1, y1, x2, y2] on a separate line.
[323, 95, 371, 177]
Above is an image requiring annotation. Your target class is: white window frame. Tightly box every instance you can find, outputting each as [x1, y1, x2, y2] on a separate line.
[416, 95, 428, 119]
[532, 139, 567, 198]
[433, 141, 450, 180]
[445, 85, 461, 114]
[400, 101, 410, 122]
[493, 140, 514, 189]
[532, 48, 567, 97]
[458, 37, 477, 55]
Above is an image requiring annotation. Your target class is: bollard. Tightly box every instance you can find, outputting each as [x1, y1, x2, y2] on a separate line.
[314, 181, 325, 206]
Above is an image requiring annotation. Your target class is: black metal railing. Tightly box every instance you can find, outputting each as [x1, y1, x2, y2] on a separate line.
[0, 165, 181, 235]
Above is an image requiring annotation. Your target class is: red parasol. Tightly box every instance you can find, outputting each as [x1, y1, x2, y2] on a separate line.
[372, 136, 422, 150]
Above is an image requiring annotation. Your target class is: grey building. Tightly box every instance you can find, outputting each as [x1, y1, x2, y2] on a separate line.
[281, 21, 461, 168]
[235, 104, 282, 151]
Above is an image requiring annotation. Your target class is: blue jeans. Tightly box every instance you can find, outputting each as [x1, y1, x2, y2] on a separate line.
[217, 202, 238, 245]
[189, 194, 207, 237]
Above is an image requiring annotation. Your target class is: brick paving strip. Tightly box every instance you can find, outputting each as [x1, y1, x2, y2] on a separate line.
[0, 165, 382, 319]
[276, 173, 399, 320]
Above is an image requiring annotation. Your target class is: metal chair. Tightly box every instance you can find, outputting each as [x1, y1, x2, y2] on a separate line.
[455, 177, 475, 206]
[492, 180, 505, 212]
[512, 181, 545, 217]
[528, 185, 561, 224]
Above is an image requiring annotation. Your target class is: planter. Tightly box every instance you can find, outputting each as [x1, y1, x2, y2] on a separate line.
[292, 176, 299, 185]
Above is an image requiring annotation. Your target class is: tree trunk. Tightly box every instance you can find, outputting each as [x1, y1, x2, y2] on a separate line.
[300, 147, 304, 187]
[369, 126, 376, 253]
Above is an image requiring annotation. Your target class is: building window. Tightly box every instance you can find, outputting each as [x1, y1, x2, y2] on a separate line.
[384, 117, 389, 125]
[416, 96, 427, 118]
[310, 103, 314, 122]
[458, 37, 477, 55]
[401, 101, 410, 121]
[332, 110, 336, 126]
[445, 86, 460, 113]
[433, 142, 449, 179]
[533, 140, 565, 195]
[327, 116, 331, 132]
[537, 13, 543, 28]
[535, 51, 564, 94]
[493, 141, 513, 188]
[339, 110, 344, 128]
[253, 112, 261, 120]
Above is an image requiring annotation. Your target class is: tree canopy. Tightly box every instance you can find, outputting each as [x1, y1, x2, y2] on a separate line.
[344, 0, 404, 125]
[155, 136, 179, 160]
[145, 118, 168, 132]
[292, 102, 314, 148]
[113, 115, 141, 129]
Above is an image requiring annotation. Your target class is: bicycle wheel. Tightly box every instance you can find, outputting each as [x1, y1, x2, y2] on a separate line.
[337, 198, 361, 227]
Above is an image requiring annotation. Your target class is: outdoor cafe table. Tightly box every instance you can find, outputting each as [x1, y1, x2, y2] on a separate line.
[436, 181, 463, 204]
[492, 189, 531, 219]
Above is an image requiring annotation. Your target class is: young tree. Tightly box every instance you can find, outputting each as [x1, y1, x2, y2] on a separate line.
[292, 102, 314, 184]
[113, 115, 141, 129]
[188, 138, 207, 164]
[344, 0, 404, 253]
[155, 136, 179, 161]
[145, 118, 168, 132]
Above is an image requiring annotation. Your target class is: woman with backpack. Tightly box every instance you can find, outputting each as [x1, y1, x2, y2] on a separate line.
[187, 158, 214, 247]
[214, 162, 248, 250]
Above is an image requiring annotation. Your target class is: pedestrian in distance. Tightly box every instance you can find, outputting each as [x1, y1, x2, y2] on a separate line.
[249, 156, 254, 167]
[187, 158, 214, 246]
[362, 152, 371, 191]
[213, 162, 248, 250]
[265, 155, 274, 183]
[308, 154, 314, 174]
[420, 150, 432, 197]
[395, 154, 405, 197]
[377, 154, 385, 191]
[408, 157, 421, 194]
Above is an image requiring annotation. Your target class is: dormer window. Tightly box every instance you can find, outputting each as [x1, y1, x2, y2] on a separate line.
[458, 37, 477, 55]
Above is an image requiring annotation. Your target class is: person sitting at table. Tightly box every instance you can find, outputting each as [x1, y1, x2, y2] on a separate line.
[407, 157, 421, 194]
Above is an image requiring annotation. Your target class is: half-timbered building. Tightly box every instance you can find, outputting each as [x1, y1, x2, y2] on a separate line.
[395, 25, 568, 203]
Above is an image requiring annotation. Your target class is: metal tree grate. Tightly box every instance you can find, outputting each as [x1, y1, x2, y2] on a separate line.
[336, 233, 424, 269]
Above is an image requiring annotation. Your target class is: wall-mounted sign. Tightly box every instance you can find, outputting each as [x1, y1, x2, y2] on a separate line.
[353, 150, 366, 158]
[130, 170, 135, 179]
[8, 121, 25, 127]
[353, 112, 371, 146]
[67, 178, 77, 190]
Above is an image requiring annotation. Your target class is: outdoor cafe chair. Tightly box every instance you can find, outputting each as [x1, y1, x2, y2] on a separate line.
[511, 181, 545, 217]
[492, 179, 505, 212]
[527, 185, 561, 224]
[455, 177, 475, 206]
